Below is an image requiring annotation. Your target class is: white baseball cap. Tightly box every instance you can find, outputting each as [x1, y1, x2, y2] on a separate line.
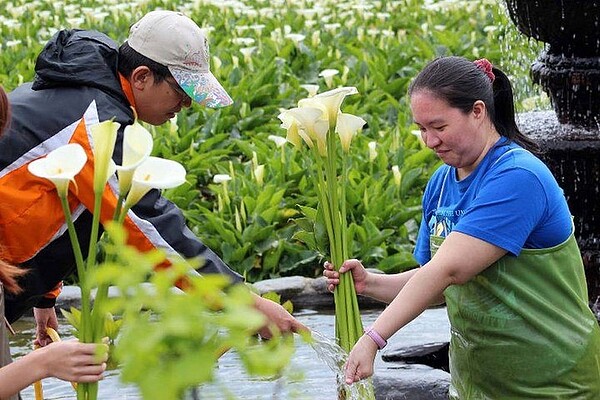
[127, 10, 233, 108]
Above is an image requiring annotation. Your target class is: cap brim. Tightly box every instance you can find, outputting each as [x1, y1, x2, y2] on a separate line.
[169, 67, 233, 108]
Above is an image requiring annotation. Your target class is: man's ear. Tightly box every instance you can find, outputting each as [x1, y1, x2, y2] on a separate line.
[130, 66, 152, 90]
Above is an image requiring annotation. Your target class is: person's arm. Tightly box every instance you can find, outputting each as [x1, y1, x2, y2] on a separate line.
[253, 294, 309, 338]
[324, 260, 443, 306]
[0, 340, 107, 398]
[344, 231, 507, 383]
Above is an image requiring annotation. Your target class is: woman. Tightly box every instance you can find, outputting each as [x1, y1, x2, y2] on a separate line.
[325, 56, 600, 398]
[0, 85, 107, 399]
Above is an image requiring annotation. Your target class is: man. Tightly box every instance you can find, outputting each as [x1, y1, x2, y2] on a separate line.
[0, 10, 307, 345]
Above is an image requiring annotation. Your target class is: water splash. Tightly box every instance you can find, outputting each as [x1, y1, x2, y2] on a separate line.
[308, 330, 375, 399]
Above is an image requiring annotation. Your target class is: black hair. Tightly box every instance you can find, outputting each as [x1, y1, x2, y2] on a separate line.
[408, 56, 539, 153]
[117, 41, 171, 83]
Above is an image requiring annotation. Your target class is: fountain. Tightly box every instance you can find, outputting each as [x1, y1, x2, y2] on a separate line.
[505, 0, 600, 308]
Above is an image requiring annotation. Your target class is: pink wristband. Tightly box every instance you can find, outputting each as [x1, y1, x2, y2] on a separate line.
[364, 326, 387, 350]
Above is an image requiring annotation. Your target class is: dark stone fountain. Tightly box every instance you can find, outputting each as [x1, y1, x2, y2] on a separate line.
[505, 1, 600, 309]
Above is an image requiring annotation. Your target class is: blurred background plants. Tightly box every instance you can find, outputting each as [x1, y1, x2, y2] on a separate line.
[0, 0, 545, 283]
[96, 225, 298, 399]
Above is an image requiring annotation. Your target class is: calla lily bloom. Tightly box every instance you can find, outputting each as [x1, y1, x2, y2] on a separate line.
[392, 165, 402, 186]
[254, 164, 265, 186]
[123, 157, 186, 211]
[116, 121, 154, 196]
[300, 84, 320, 98]
[336, 113, 367, 153]
[285, 33, 306, 45]
[28, 143, 87, 197]
[411, 129, 426, 146]
[279, 107, 328, 156]
[278, 111, 310, 149]
[368, 141, 378, 162]
[213, 174, 232, 184]
[90, 120, 120, 193]
[267, 135, 287, 148]
[318, 68, 339, 88]
[298, 87, 358, 129]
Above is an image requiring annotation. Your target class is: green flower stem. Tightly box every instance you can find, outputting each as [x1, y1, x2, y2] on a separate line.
[112, 193, 125, 222]
[82, 190, 104, 400]
[58, 195, 93, 400]
[316, 130, 364, 354]
[93, 200, 130, 343]
[117, 204, 131, 225]
[58, 195, 90, 339]
[340, 156, 350, 260]
[309, 145, 352, 351]
[86, 192, 103, 277]
[311, 149, 336, 261]
[340, 154, 363, 348]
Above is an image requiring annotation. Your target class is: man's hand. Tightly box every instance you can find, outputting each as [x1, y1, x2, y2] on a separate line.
[253, 294, 309, 339]
[33, 307, 59, 347]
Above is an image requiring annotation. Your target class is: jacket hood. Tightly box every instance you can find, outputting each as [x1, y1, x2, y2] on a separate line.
[33, 29, 125, 101]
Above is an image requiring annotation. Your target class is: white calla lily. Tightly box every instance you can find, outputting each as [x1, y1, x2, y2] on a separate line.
[411, 129, 426, 146]
[368, 141, 378, 162]
[116, 121, 154, 196]
[285, 33, 306, 46]
[279, 107, 329, 156]
[300, 84, 320, 97]
[27, 143, 87, 197]
[318, 68, 339, 88]
[278, 110, 310, 149]
[254, 164, 265, 186]
[392, 165, 402, 186]
[213, 174, 232, 184]
[90, 120, 119, 193]
[123, 157, 186, 211]
[267, 134, 287, 148]
[336, 113, 367, 153]
[298, 87, 358, 129]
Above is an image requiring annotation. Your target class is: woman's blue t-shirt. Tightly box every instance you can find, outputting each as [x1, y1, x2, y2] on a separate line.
[413, 139, 573, 266]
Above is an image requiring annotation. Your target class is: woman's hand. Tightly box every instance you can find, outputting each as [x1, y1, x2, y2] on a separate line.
[344, 335, 378, 384]
[323, 259, 369, 294]
[39, 340, 108, 382]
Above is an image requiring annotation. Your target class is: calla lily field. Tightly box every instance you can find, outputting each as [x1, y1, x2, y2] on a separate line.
[1, 0, 545, 282]
[2, 0, 548, 398]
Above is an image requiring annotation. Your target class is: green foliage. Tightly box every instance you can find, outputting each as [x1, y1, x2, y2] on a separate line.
[90, 225, 296, 399]
[61, 307, 122, 369]
[1, 0, 546, 281]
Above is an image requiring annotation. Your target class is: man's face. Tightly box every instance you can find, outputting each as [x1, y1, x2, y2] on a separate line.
[131, 68, 192, 126]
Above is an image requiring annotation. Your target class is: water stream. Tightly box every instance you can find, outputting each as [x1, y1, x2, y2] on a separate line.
[10, 308, 450, 399]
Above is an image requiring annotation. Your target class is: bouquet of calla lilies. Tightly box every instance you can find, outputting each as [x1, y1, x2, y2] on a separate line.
[27, 117, 186, 400]
[278, 87, 375, 398]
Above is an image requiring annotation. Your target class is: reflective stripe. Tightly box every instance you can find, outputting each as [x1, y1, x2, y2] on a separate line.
[0, 100, 176, 300]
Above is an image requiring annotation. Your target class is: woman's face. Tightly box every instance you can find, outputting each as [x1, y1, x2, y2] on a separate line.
[410, 90, 491, 176]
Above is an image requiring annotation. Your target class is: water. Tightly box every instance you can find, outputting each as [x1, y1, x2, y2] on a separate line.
[10, 308, 450, 400]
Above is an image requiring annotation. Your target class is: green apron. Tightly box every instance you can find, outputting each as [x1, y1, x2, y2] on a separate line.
[1, 283, 20, 400]
[431, 234, 600, 399]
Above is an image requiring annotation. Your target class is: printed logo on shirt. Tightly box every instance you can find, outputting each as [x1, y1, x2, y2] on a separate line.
[428, 209, 461, 238]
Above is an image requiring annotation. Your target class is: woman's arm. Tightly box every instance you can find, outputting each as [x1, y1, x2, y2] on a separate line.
[325, 260, 444, 305]
[0, 340, 107, 398]
[344, 231, 507, 383]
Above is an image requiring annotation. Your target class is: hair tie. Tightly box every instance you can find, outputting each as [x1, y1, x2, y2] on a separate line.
[474, 58, 495, 83]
